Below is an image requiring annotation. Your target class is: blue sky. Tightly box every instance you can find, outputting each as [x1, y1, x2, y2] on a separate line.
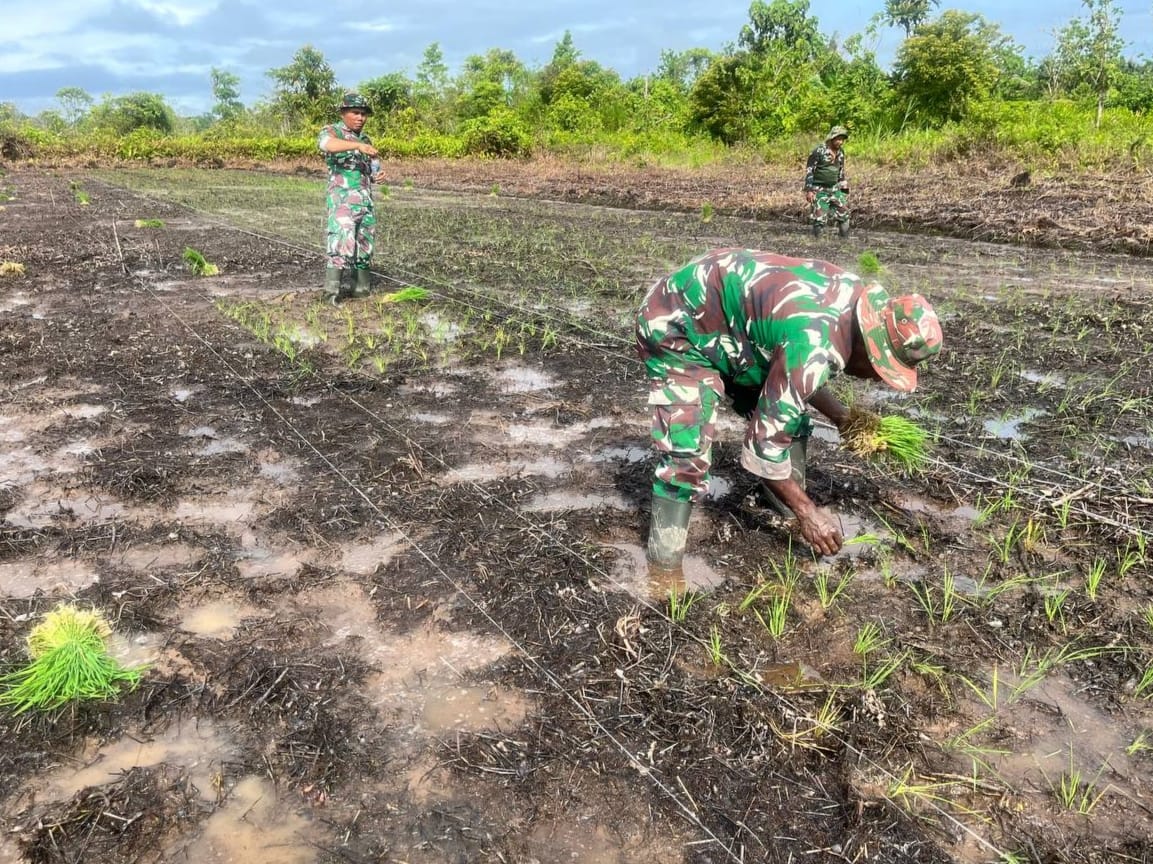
[3, 0, 1152, 116]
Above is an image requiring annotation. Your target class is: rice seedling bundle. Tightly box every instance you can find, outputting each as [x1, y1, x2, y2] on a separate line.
[842, 408, 931, 472]
[378, 286, 430, 303]
[0, 604, 144, 714]
[134, 218, 165, 228]
[0, 261, 26, 277]
[182, 246, 219, 277]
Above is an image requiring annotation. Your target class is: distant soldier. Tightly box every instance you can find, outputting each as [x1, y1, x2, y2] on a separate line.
[804, 125, 851, 238]
[318, 92, 385, 303]
[635, 248, 942, 565]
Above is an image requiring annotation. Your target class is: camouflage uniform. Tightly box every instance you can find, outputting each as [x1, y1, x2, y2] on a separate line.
[635, 249, 867, 503]
[317, 121, 376, 270]
[804, 139, 849, 228]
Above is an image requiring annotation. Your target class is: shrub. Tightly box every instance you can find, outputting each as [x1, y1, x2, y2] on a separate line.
[461, 109, 532, 158]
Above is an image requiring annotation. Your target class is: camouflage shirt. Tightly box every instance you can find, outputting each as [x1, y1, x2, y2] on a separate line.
[804, 143, 845, 190]
[317, 121, 374, 193]
[636, 249, 865, 481]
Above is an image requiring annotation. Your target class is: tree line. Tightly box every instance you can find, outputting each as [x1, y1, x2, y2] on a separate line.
[3, 0, 1149, 160]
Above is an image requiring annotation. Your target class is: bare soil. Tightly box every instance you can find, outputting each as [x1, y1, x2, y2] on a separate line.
[1, 165, 1152, 864]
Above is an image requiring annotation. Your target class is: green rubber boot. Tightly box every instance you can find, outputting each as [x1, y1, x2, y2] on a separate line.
[323, 267, 342, 305]
[352, 267, 372, 298]
[647, 495, 693, 573]
[760, 436, 808, 520]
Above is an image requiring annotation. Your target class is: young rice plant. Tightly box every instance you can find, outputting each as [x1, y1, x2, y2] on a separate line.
[841, 409, 931, 472]
[182, 246, 220, 277]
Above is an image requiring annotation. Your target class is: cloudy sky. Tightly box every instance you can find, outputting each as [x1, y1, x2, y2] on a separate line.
[4, 0, 1152, 117]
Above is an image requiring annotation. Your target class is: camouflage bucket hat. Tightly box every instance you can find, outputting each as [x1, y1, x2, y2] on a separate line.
[855, 286, 942, 392]
[339, 92, 372, 115]
[826, 125, 850, 142]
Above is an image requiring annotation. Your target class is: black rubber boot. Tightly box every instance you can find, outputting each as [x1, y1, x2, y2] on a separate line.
[352, 267, 372, 298]
[647, 496, 693, 573]
[837, 219, 850, 239]
[811, 223, 823, 239]
[323, 267, 342, 305]
[759, 437, 809, 520]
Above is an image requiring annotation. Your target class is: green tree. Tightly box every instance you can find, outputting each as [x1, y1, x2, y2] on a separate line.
[457, 49, 529, 119]
[210, 68, 244, 122]
[880, 0, 939, 37]
[654, 48, 714, 91]
[55, 87, 93, 127]
[739, 0, 825, 60]
[1050, 0, 1124, 127]
[358, 72, 412, 117]
[89, 92, 174, 134]
[415, 42, 451, 100]
[892, 11, 1005, 125]
[267, 45, 339, 129]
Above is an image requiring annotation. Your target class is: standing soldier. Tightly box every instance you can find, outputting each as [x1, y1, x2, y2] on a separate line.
[804, 125, 851, 238]
[635, 248, 942, 568]
[318, 92, 385, 303]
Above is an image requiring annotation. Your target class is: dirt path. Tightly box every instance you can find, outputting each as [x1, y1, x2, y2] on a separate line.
[1, 166, 1152, 864]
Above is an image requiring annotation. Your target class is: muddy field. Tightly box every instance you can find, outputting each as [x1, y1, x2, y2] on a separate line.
[1, 165, 1153, 864]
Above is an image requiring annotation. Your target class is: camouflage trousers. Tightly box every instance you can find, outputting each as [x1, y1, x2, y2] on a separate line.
[639, 345, 814, 504]
[809, 187, 849, 226]
[325, 188, 375, 269]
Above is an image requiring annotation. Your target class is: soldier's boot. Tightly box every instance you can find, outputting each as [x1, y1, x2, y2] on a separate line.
[811, 223, 823, 239]
[351, 267, 372, 298]
[323, 267, 342, 305]
[647, 495, 693, 574]
[759, 436, 809, 520]
[837, 218, 851, 239]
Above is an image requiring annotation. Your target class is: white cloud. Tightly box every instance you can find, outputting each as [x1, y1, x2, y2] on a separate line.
[349, 16, 402, 33]
[131, 0, 219, 27]
[1, 3, 114, 41]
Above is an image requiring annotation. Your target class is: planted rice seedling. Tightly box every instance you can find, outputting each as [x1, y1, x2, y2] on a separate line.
[813, 566, 854, 610]
[841, 409, 931, 472]
[853, 621, 891, 657]
[0, 604, 144, 713]
[700, 202, 714, 223]
[668, 586, 700, 623]
[182, 246, 219, 276]
[134, 218, 165, 228]
[856, 250, 882, 276]
[1050, 751, 1109, 814]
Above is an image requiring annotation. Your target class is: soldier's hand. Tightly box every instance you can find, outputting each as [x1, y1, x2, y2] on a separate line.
[805, 190, 815, 203]
[359, 142, 379, 157]
[796, 507, 843, 557]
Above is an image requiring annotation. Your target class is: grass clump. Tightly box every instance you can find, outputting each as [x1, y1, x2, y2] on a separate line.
[0, 261, 26, 278]
[0, 604, 144, 714]
[134, 218, 165, 228]
[842, 408, 931, 472]
[182, 246, 219, 276]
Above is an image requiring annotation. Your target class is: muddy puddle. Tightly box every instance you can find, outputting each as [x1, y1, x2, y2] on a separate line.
[493, 363, 557, 393]
[523, 489, 633, 512]
[983, 408, 1047, 441]
[37, 719, 233, 804]
[608, 542, 725, 599]
[167, 775, 318, 864]
[179, 598, 265, 639]
[466, 411, 616, 449]
[4, 486, 131, 529]
[0, 558, 99, 599]
[441, 456, 570, 485]
[338, 531, 408, 576]
[295, 582, 532, 741]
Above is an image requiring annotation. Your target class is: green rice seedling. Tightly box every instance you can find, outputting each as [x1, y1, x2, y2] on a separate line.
[861, 650, 908, 690]
[739, 578, 774, 612]
[1051, 750, 1109, 815]
[1128, 731, 1153, 755]
[403, 179, 414, 189]
[1143, 604, 1153, 633]
[886, 764, 988, 821]
[668, 587, 700, 623]
[1118, 541, 1145, 580]
[853, 621, 891, 657]
[70, 181, 90, 205]
[841, 409, 930, 472]
[856, 250, 882, 276]
[909, 654, 948, 697]
[0, 604, 144, 713]
[878, 552, 898, 589]
[134, 218, 165, 228]
[707, 625, 724, 666]
[1043, 588, 1070, 632]
[182, 247, 219, 277]
[490, 183, 500, 196]
[754, 594, 790, 639]
[957, 665, 1002, 712]
[1085, 556, 1108, 600]
[813, 566, 854, 610]
[700, 202, 714, 223]
[1135, 664, 1153, 699]
[908, 568, 960, 624]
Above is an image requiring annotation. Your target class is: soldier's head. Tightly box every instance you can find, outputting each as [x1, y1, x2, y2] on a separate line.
[854, 286, 942, 392]
[339, 92, 372, 131]
[825, 125, 849, 151]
